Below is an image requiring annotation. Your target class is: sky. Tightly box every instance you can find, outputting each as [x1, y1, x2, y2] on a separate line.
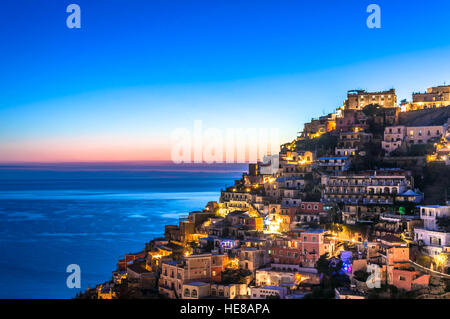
[1, 0, 450, 163]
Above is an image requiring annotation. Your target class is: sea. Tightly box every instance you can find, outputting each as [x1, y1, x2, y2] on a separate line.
[0, 162, 247, 299]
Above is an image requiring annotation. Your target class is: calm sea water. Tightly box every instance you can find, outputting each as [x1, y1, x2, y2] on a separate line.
[0, 162, 246, 299]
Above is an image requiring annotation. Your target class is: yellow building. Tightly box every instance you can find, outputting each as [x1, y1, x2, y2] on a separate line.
[344, 89, 397, 110]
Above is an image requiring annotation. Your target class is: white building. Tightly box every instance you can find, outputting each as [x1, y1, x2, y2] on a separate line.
[259, 154, 280, 175]
[316, 156, 351, 172]
[382, 125, 407, 154]
[335, 147, 357, 156]
[418, 205, 450, 230]
[182, 282, 210, 299]
[382, 124, 447, 154]
[414, 228, 450, 257]
[414, 205, 450, 258]
[210, 283, 248, 299]
[255, 265, 319, 287]
[250, 286, 287, 299]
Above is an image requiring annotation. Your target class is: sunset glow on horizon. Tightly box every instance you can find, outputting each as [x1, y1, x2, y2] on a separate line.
[2, 1, 450, 163]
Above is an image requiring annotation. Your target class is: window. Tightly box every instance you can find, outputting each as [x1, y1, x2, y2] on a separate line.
[399, 276, 406, 281]
[184, 289, 190, 297]
[191, 289, 197, 298]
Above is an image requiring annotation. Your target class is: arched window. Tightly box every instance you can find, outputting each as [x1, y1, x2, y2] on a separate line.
[184, 289, 190, 297]
[191, 289, 198, 298]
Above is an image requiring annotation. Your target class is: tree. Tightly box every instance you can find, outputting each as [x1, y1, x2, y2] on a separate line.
[354, 270, 369, 282]
[362, 104, 382, 118]
[316, 253, 332, 275]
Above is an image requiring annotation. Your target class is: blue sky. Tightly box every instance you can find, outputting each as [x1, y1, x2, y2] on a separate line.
[1, 0, 450, 162]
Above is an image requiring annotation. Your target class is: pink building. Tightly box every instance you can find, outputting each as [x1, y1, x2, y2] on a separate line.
[268, 229, 331, 267]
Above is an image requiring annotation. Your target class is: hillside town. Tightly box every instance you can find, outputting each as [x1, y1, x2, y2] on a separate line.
[80, 84, 450, 300]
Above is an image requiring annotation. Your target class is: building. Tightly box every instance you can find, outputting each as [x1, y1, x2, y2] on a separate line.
[372, 235, 430, 290]
[344, 89, 397, 110]
[182, 282, 210, 299]
[406, 125, 446, 145]
[321, 171, 413, 205]
[224, 211, 264, 232]
[210, 283, 248, 299]
[335, 147, 357, 157]
[255, 264, 320, 287]
[97, 283, 117, 299]
[418, 205, 450, 231]
[408, 85, 450, 110]
[238, 247, 270, 272]
[159, 253, 226, 299]
[337, 130, 373, 149]
[334, 287, 367, 299]
[414, 206, 450, 260]
[117, 252, 145, 271]
[316, 156, 351, 173]
[382, 125, 407, 154]
[391, 268, 430, 291]
[289, 202, 328, 224]
[300, 113, 337, 139]
[396, 189, 423, 204]
[382, 124, 446, 154]
[268, 229, 330, 267]
[373, 213, 422, 240]
[335, 110, 369, 133]
[127, 263, 157, 289]
[250, 286, 287, 299]
[258, 154, 280, 175]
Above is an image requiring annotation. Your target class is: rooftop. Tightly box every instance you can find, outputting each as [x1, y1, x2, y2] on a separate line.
[127, 263, 151, 275]
[185, 282, 210, 287]
[380, 234, 406, 244]
[258, 286, 287, 291]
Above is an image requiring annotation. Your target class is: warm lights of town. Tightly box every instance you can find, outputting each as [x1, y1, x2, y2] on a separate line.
[80, 85, 450, 301]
